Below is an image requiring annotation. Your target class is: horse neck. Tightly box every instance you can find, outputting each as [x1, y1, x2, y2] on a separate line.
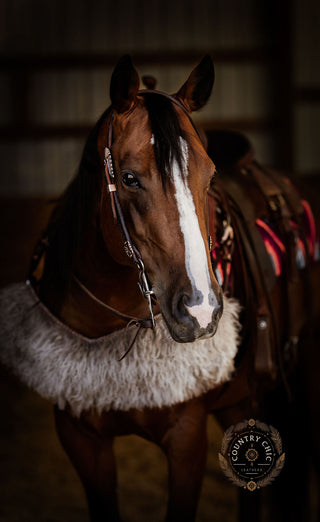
[43, 213, 152, 338]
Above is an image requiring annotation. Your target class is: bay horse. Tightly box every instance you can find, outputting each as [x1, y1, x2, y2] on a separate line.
[1, 55, 319, 521]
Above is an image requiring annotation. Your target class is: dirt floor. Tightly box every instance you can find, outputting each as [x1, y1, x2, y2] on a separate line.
[0, 197, 318, 521]
[0, 364, 239, 522]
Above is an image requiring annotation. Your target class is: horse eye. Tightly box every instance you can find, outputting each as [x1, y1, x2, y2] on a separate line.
[121, 172, 141, 189]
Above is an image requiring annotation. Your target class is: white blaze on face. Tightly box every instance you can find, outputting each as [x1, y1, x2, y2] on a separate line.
[172, 137, 217, 329]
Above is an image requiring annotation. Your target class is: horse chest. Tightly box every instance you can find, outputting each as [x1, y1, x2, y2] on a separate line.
[0, 282, 240, 417]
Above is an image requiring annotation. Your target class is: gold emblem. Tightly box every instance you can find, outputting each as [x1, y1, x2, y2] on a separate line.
[245, 447, 259, 462]
[219, 418, 285, 490]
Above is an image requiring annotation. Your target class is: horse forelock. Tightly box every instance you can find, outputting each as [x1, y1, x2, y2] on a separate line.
[143, 93, 190, 187]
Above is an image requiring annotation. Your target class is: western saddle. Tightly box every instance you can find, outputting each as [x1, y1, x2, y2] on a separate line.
[207, 130, 315, 398]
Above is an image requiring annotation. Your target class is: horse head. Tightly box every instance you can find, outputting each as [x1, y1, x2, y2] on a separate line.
[98, 55, 222, 343]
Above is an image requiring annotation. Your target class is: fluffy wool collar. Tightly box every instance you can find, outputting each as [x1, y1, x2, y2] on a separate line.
[0, 282, 240, 416]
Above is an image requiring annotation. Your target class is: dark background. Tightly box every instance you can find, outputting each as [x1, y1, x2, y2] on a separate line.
[0, 1, 319, 520]
[1, 0, 320, 201]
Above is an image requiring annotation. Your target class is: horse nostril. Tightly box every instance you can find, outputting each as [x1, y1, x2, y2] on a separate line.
[176, 293, 189, 318]
[174, 291, 196, 322]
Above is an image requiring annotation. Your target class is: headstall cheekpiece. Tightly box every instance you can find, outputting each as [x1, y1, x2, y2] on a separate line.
[104, 117, 156, 328]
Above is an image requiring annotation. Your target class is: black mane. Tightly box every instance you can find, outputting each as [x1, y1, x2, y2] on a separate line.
[38, 109, 110, 295]
[143, 92, 187, 187]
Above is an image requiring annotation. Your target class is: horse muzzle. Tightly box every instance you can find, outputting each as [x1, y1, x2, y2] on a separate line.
[159, 286, 224, 343]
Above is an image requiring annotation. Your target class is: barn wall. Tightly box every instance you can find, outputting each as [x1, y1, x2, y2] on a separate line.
[0, 0, 319, 196]
[293, 0, 320, 173]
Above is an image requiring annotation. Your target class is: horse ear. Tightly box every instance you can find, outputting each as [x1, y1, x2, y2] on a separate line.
[176, 55, 215, 112]
[110, 55, 140, 113]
